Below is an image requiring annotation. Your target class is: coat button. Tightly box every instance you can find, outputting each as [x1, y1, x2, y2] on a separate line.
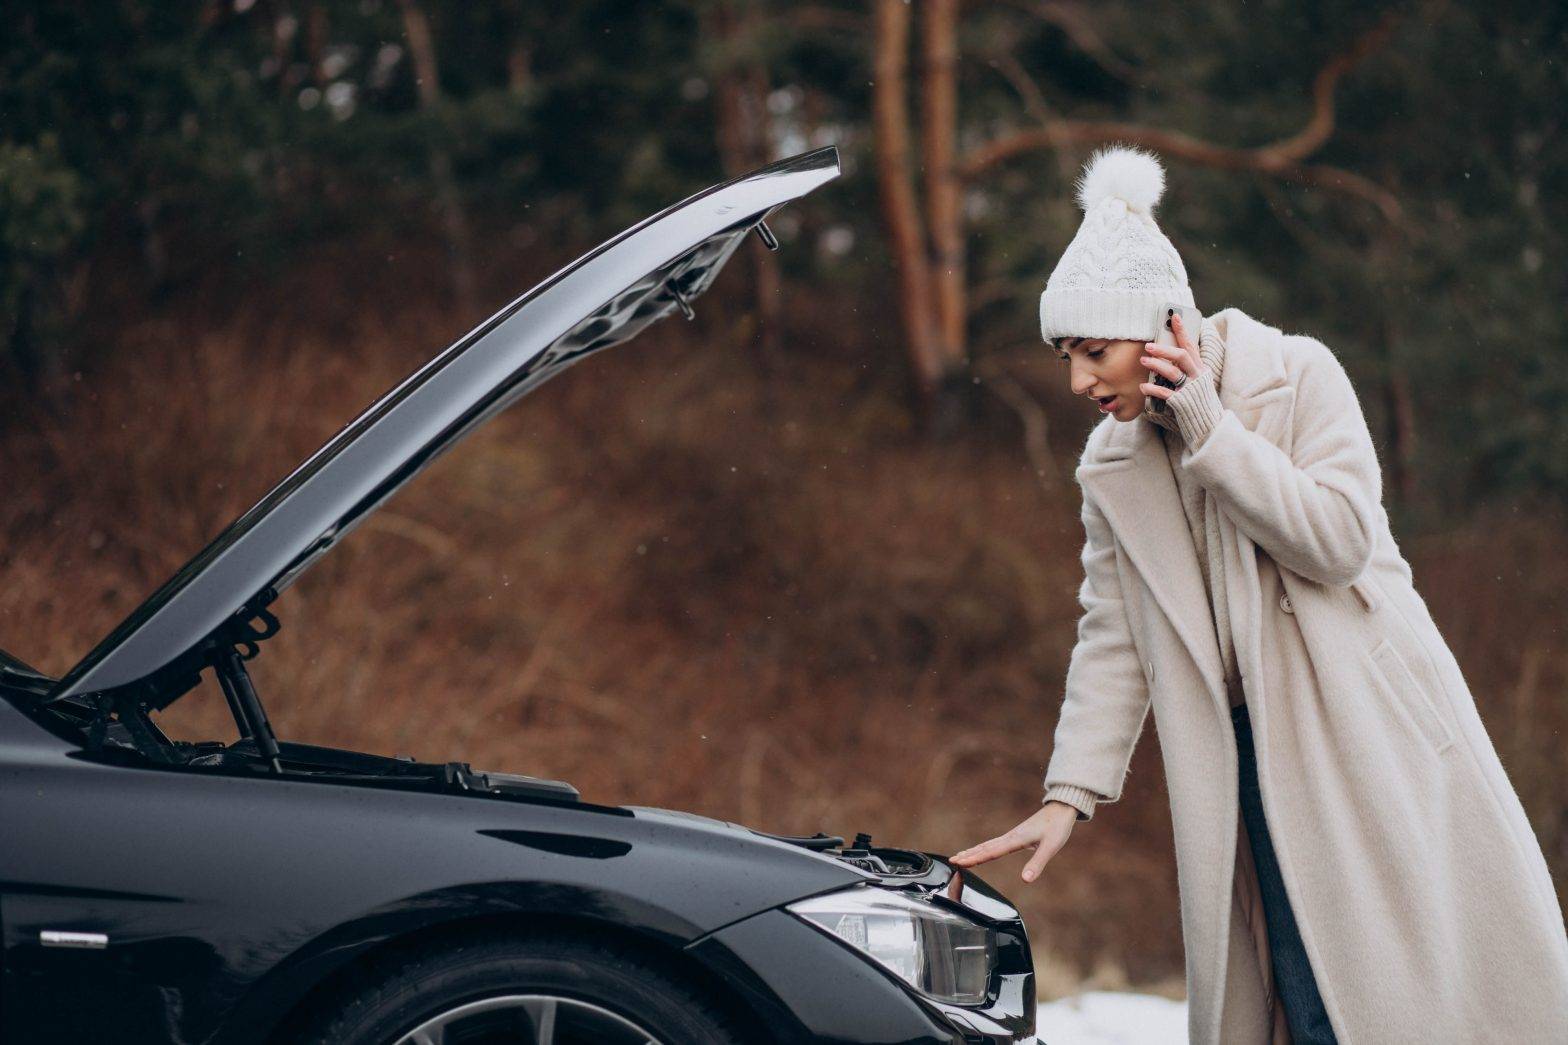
[1279, 592, 1294, 613]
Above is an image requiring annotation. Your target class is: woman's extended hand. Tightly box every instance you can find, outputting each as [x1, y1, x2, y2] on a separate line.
[948, 801, 1079, 883]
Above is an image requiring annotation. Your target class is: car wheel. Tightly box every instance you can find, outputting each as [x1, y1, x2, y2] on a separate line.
[299, 930, 750, 1045]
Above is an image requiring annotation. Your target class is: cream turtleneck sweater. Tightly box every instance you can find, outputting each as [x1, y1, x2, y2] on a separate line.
[1144, 323, 1246, 710]
[1045, 322, 1246, 822]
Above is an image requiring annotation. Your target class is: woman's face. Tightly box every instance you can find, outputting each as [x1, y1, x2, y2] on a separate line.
[1053, 335, 1149, 421]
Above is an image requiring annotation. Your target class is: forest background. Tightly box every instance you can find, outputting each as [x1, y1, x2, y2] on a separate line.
[3, 0, 1564, 996]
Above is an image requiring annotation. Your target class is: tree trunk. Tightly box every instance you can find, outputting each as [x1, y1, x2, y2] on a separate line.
[272, 4, 296, 99]
[397, 0, 480, 320]
[920, 0, 965, 372]
[873, 0, 942, 409]
[307, 5, 329, 87]
[507, 43, 532, 94]
[1384, 366, 1418, 506]
[1372, 272, 1417, 508]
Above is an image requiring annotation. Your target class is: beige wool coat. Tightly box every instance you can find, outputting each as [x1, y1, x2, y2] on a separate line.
[1042, 306, 1568, 1043]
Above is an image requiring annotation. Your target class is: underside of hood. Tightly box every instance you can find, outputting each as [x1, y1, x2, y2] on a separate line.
[45, 146, 840, 706]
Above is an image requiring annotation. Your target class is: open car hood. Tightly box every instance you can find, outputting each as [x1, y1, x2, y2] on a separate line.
[46, 147, 840, 704]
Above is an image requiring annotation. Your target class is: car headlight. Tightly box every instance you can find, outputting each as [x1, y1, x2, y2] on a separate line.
[785, 886, 996, 1005]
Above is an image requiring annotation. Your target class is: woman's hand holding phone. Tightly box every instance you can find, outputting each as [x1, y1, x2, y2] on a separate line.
[948, 801, 1079, 884]
[1140, 310, 1206, 408]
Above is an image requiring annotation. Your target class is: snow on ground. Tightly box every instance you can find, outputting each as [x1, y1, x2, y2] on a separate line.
[1036, 991, 1188, 1044]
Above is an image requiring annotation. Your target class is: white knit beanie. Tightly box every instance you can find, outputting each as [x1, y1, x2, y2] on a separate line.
[1039, 144, 1194, 344]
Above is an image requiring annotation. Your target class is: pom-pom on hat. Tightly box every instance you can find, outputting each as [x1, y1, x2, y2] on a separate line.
[1039, 144, 1194, 344]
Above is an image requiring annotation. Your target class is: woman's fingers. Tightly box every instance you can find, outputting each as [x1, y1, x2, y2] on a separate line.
[1140, 350, 1184, 381]
[1023, 811, 1078, 881]
[1141, 342, 1185, 378]
[952, 827, 1060, 883]
[1166, 313, 1203, 371]
[950, 829, 1029, 867]
[952, 804, 1075, 882]
[1021, 834, 1063, 882]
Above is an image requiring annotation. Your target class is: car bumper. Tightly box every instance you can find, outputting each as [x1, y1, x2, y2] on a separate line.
[685, 896, 1036, 1044]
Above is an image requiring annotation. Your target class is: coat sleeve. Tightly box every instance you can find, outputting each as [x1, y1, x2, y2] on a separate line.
[1041, 482, 1154, 822]
[1164, 337, 1380, 587]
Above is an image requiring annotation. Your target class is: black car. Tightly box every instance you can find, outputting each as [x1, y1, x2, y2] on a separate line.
[0, 147, 1038, 1045]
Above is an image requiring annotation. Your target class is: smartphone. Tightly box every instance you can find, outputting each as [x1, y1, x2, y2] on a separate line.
[1147, 301, 1204, 414]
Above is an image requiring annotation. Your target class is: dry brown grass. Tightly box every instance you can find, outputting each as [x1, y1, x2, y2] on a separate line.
[2, 245, 1563, 1000]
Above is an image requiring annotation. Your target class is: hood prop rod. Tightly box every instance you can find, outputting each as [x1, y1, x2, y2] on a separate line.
[665, 278, 696, 321]
[208, 591, 285, 775]
[213, 646, 283, 775]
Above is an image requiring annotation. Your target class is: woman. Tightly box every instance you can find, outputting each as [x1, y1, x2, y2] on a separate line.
[950, 145, 1568, 1044]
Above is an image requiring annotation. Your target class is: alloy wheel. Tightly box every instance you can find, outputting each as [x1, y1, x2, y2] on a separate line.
[395, 993, 662, 1045]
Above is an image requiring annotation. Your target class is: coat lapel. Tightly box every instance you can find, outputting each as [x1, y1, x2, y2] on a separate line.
[1073, 309, 1295, 717]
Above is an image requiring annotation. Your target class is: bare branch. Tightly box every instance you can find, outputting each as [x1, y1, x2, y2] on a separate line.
[961, 120, 1403, 224]
[972, 357, 1059, 491]
[1256, 178, 1341, 262]
[967, 276, 1045, 317]
[1270, 10, 1402, 162]
[998, 0, 1155, 88]
[962, 11, 1408, 225]
[987, 50, 1056, 128]
[987, 395, 1057, 488]
[790, 5, 868, 35]
[1280, 163, 1403, 225]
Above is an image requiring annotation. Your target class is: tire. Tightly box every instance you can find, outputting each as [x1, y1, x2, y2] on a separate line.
[299, 929, 750, 1045]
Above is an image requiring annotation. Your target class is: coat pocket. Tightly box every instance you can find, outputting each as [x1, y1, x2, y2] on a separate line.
[1366, 638, 1454, 756]
[1350, 574, 1381, 612]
